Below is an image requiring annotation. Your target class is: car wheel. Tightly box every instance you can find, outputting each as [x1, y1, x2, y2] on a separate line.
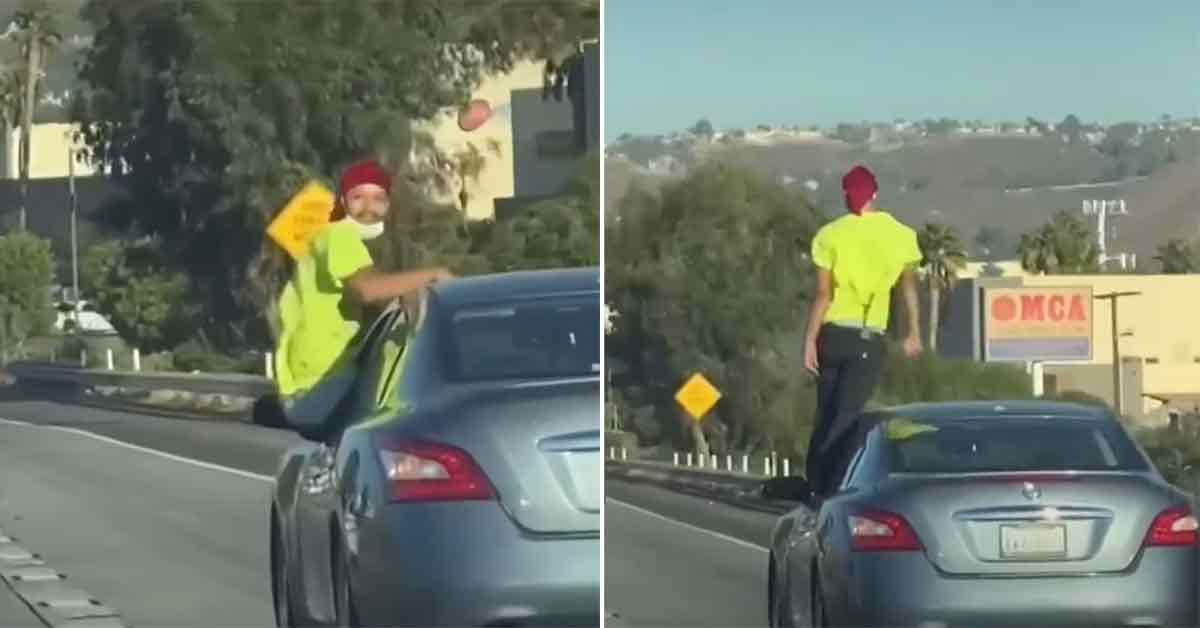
[332, 541, 359, 628]
[271, 518, 295, 628]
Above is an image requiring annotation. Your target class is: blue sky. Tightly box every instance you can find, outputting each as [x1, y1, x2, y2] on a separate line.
[604, 1, 1200, 140]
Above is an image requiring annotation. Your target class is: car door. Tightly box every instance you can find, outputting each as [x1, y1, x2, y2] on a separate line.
[293, 307, 402, 623]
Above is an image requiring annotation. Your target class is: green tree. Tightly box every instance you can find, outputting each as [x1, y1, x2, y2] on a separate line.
[80, 240, 199, 352]
[0, 231, 55, 354]
[917, 223, 967, 351]
[72, 0, 598, 352]
[1155, 239, 1199, 274]
[689, 118, 714, 139]
[9, 0, 61, 232]
[476, 152, 599, 271]
[1017, 211, 1100, 275]
[606, 163, 824, 457]
[1057, 114, 1083, 143]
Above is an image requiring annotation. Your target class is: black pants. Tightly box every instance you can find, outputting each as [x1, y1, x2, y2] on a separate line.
[805, 324, 886, 497]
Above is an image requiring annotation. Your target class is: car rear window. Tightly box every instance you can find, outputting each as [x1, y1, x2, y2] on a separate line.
[442, 296, 600, 381]
[882, 416, 1149, 474]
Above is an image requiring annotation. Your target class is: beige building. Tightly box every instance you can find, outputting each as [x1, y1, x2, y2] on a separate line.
[0, 123, 96, 180]
[414, 57, 585, 221]
[415, 42, 599, 221]
[939, 261, 1200, 424]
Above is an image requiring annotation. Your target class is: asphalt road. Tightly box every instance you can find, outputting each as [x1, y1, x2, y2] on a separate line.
[0, 385, 307, 627]
[605, 479, 780, 628]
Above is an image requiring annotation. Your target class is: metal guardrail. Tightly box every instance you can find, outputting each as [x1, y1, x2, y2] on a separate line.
[606, 445, 799, 478]
[606, 458, 798, 514]
[5, 362, 274, 397]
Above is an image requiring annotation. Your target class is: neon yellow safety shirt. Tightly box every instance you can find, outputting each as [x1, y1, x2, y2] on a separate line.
[810, 211, 922, 332]
[274, 220, 374, 396]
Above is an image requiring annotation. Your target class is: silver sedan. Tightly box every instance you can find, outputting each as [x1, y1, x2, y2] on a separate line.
[767, 400, 1198, 628]
[270, 268, 601, 627]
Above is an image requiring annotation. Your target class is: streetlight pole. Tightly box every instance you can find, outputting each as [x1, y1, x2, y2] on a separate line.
[68, 145, 78, 310]
[1095, 290, 1140, 416]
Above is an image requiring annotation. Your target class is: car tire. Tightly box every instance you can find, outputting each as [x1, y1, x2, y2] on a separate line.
[271, 516, 296, 628]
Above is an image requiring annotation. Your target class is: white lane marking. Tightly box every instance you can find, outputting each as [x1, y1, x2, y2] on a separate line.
[606, 497, 769, 554]
[0, 416, 275, 483]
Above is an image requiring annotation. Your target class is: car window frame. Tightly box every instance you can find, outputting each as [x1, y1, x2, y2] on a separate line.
[373, 292, 428, 408]
[436, 293, 602, 383]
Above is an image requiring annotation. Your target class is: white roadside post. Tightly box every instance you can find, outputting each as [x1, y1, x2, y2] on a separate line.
[106, 349, 114, 371]
[132, 348, 141, 372]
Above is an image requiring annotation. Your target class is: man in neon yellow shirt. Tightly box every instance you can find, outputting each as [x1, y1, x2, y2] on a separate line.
[273, 159, 451, 399]
[802, 164, 923, 497]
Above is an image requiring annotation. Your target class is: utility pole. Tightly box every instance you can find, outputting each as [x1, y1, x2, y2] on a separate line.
[68, 145, 78, 310]
[1095, 290, 1140, 416]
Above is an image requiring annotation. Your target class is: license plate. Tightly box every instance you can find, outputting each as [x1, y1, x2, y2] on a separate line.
[1000, 523, 1067, 559]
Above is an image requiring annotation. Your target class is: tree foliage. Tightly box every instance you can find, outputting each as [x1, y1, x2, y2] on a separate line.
[79, 240, 199, 352]
[917, 223, 967, 350]
[606, 163, 824, 456]
[0, 231, 55, 345]
[1155, 239, 1200, 274]
[71, 0, 598, 351]
[1017, 211, 1100, 275]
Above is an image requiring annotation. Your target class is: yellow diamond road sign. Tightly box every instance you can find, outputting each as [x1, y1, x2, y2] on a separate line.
[675, 373, 721, 421]
[267, 180, 336, 260]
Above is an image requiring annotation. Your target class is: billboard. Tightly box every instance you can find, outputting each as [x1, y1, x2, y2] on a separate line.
[983, 286, 1093, 362]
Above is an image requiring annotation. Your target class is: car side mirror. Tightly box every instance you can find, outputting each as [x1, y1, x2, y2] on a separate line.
[761, 475, 815, 503]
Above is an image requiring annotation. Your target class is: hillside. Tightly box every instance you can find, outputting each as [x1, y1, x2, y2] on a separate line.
[606, 132, 1200, 266]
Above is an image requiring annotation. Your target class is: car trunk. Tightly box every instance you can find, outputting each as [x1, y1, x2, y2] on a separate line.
[422, 377, 601, 535]
[881, 472, 1179, 576]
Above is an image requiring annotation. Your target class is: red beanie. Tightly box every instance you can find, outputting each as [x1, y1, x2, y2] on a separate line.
[331, 159, 391, 220]
[842, 165, 878, 215]
[339, 159, 392, 197]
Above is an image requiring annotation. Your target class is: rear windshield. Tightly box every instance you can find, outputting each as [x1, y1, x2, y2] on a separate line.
[882, 416, 1150, 474]
[441, 295, 600, 381]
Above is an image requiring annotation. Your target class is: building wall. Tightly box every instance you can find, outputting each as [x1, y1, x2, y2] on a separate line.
[1, 123, 97, 180]
[415, 60, 546, 221]
[510, 87, 581, 198]
[935, 262, 1200, 417]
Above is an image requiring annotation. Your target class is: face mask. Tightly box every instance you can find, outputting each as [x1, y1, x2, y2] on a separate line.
[341, 216, 385, 241]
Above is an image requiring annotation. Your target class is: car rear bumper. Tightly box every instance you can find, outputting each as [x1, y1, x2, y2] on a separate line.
[351, 501, 600, 627]
[839, 548, 1198, 627]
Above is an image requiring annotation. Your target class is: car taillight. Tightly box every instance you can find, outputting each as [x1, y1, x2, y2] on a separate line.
[376, 438, 495, 502]
[848, 509, 923, 552]
[1145, 506, 1199, 547]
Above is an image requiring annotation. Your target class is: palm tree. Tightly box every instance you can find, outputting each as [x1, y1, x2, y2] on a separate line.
[10, 2, 61, 231]
[1155, 239, 1198, 274]
[917, 223, 967, 351]
[1017, 212, 1100, 275]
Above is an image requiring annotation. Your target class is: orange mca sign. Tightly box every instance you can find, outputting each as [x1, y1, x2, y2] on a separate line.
[983, 286, 1093, 361]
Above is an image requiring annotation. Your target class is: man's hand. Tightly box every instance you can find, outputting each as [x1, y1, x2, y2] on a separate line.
[902, 334, 923, 359]
[804, 337, 820, 375]
[428, 267, 455, 283]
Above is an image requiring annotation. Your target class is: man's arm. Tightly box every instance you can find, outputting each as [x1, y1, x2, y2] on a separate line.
[345, 267, 446, 306]
[805, 268, 834, 346]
